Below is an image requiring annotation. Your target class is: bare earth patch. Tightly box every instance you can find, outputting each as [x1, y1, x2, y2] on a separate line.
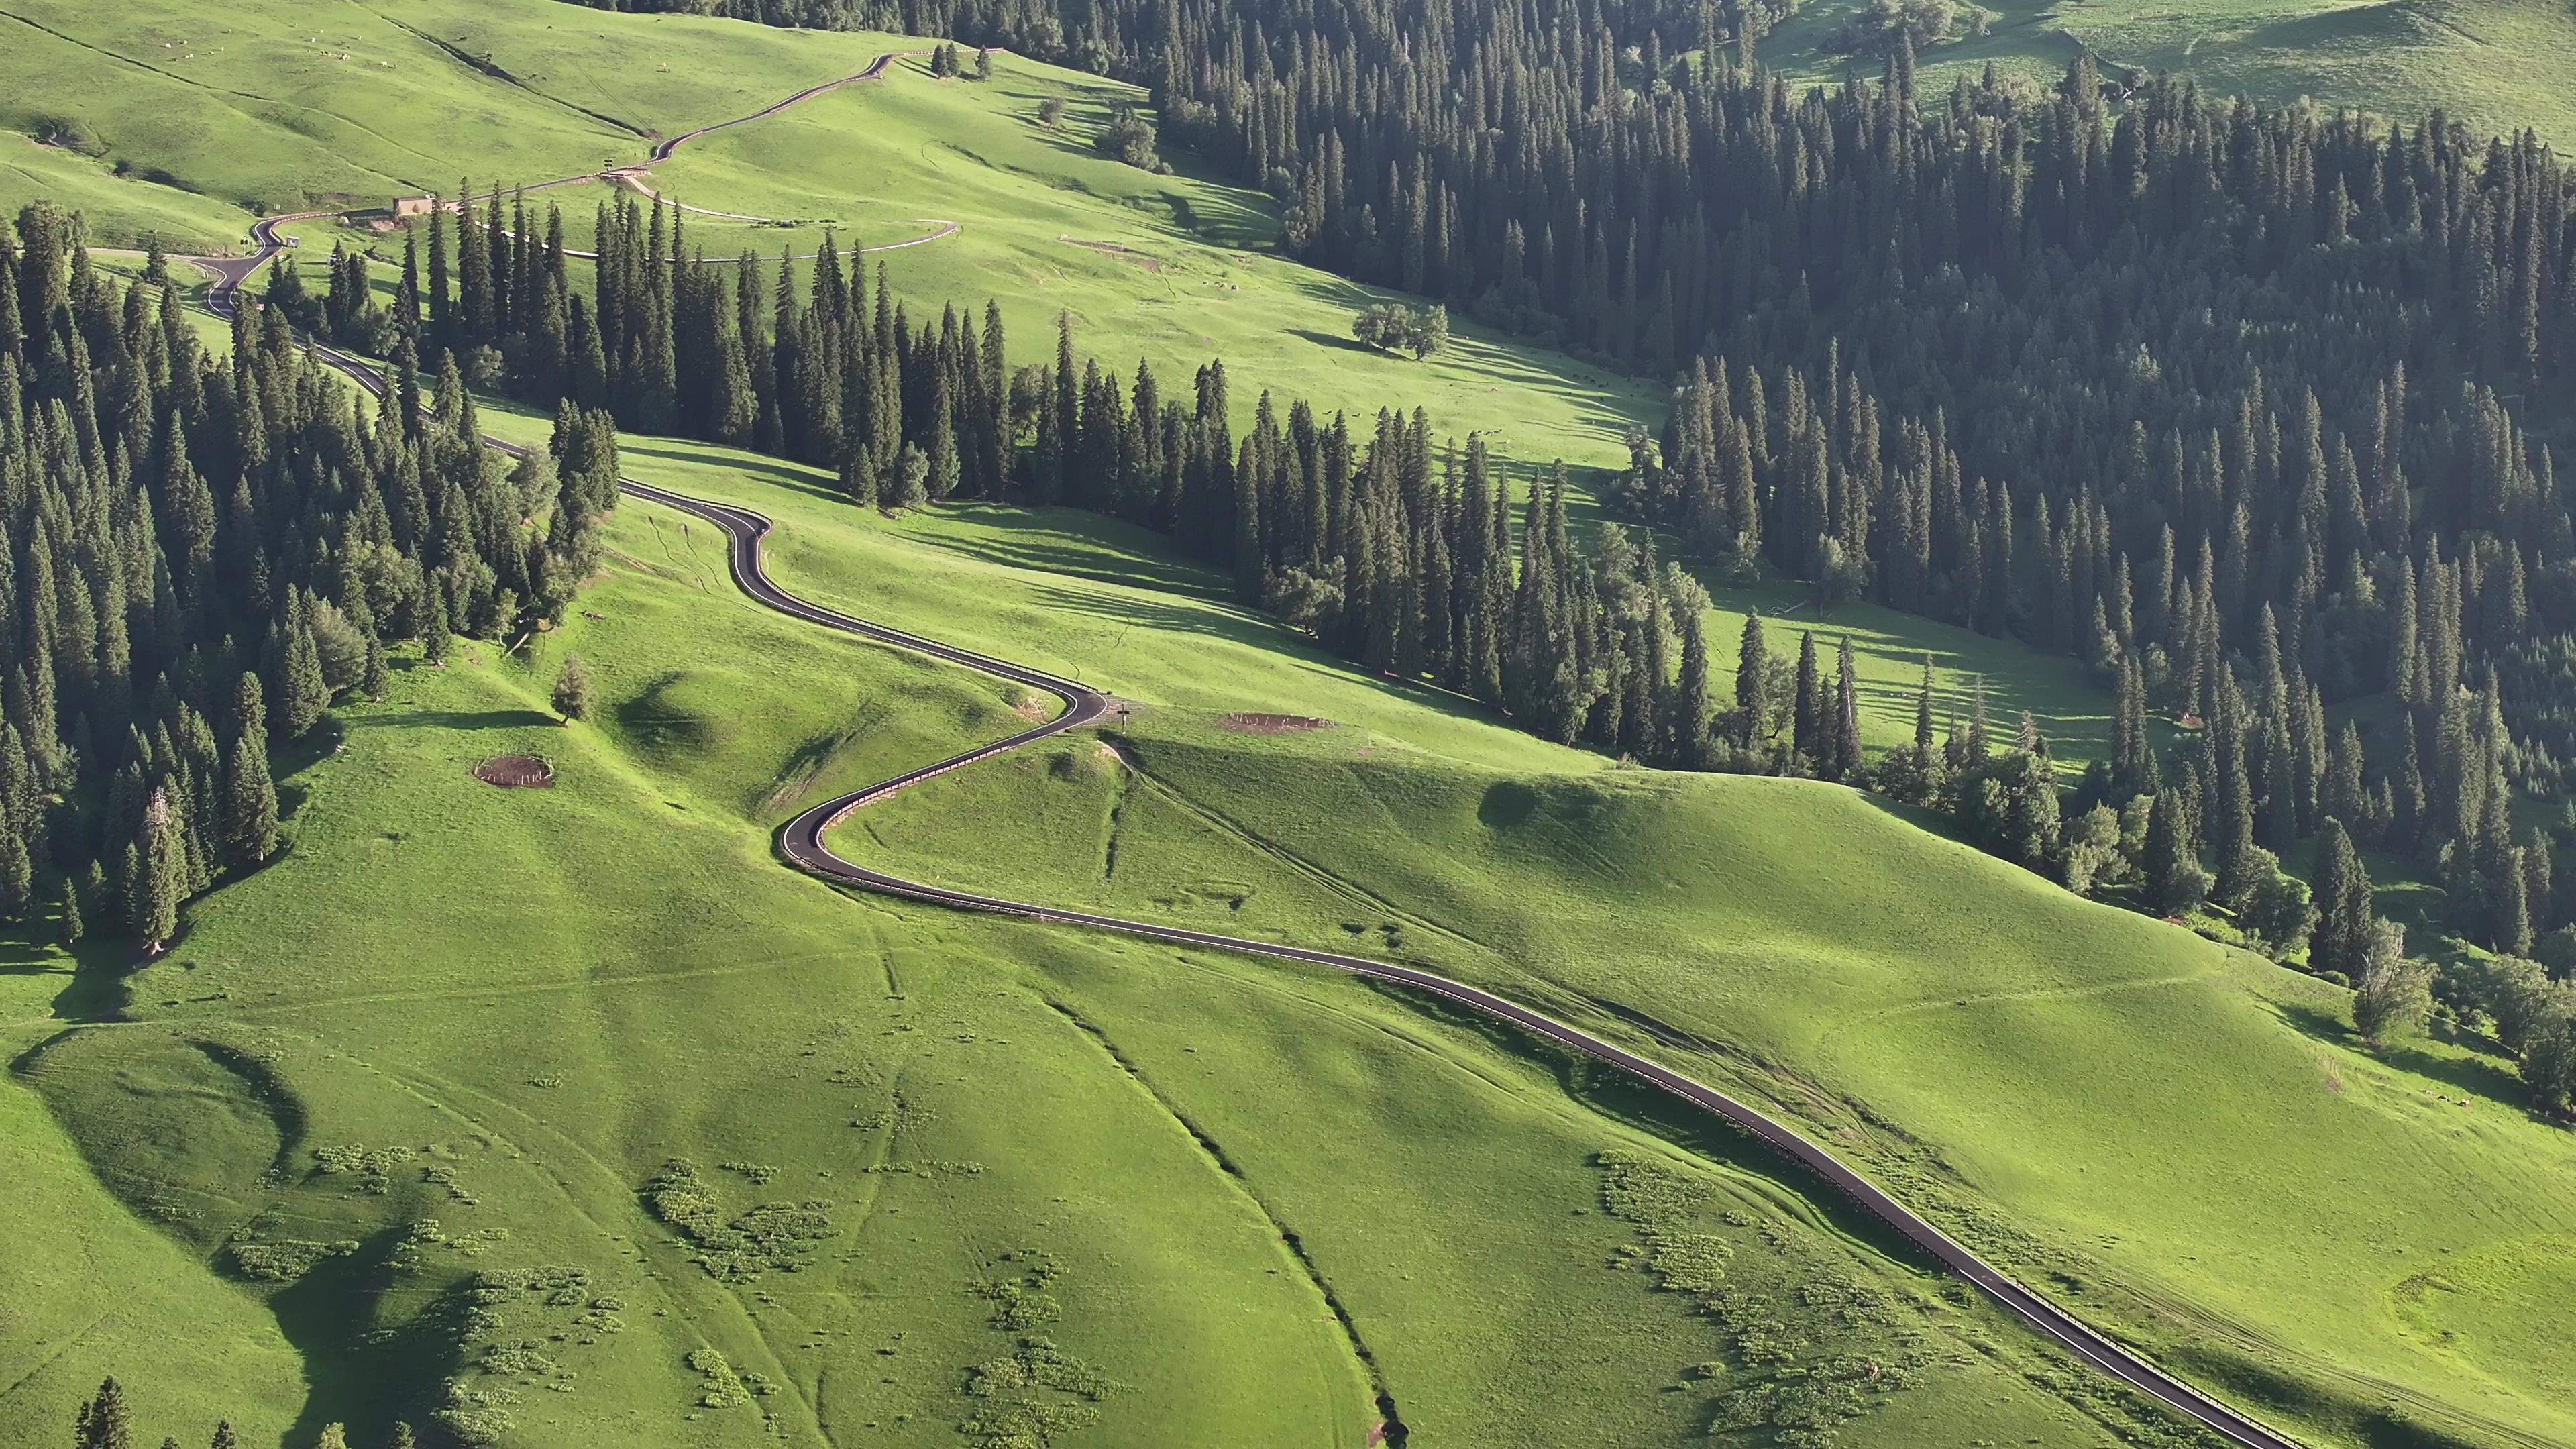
[474, 755, 555, 788]
[1220, 713, 1334, 734]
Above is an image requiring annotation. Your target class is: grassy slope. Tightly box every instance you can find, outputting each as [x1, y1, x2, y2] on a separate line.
[0, 496, 1379, 1448]
[1763, 0, 2576, 144]
[0, 464, 2164, 1449]
[855, 716, 2576, 1446]
[0, 133, 250, 252]
[584, 437, 2576, 1449]
[484, 400, 2576, 1448]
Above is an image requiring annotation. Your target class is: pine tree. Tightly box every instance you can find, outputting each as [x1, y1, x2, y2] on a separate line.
[225, 730, 278, 869]
[2310, 818, 2375, 979]
[56, 873, 83, 949]
[2142, 788, 2210, 917]
[1734, 614, 1767, 747]
[1792, 631, 1821, 761]
[210, 1424, 237, 1449]
[131, 788, 182, 952]
[0, 824, 28, 922]
[314, 1428, 348, 1449]
[387, 1426, 415, 1449]
[276, 598, 329, 741]
[76, 1377, 133, 1449]
[1833, 637, 1864, 781]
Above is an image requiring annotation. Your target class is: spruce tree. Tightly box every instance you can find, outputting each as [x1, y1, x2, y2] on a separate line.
[131, 788, 182, 953]
[225, 730, 278, 869]
[1670, 610, 1709, 767]
[1913, 655, 1936, 760]
[276, 600, 329, 741]
[0, 815, 29, 922]
[2352, 920, 2432, 1042]
[1792, 631, 1821, 761]
[2142, 788, 2210, 917]
[1734, 614, 1767, 747]
[1833, 637, 1863, 781]
[76, 1376, 133, 1449]
[2310, 818, 2375, 979]
[56, 873, 83, 949]
[892, 441, 930, 508]
[2212, 686, 2259, 906]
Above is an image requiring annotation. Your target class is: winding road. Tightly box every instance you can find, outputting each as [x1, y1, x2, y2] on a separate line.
[184, 51, 2308, 1449]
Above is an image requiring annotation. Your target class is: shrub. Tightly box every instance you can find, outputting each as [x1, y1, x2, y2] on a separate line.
[1352, 302, 1449, 359]
[2239, 868, 2316, 961]
[308, 598, 370, 690]
[1095, 104, 1163, 172]
[552, 655, 594, 721]
[2352, 920, 2432, 1042]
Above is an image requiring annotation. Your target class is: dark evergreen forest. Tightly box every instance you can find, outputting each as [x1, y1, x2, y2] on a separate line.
[19, 0, 2576, 1091]
[353, 182, 1716, 769]
[0, 205, 622, 953]
[528, 12, 2576, 949]
[546, 0, 2576, 1082]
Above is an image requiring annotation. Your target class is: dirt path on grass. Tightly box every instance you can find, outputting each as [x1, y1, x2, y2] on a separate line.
[178, 52, 2313, 1449]
[178, 48, 954, 286]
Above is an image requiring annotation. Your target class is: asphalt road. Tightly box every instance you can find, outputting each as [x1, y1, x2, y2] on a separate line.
[176, 54, 2304, 1449]
[265, 314, 2308, 1449]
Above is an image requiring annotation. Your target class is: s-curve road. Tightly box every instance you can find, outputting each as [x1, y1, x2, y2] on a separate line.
[266, 276, 2305, 1449]
[190, 52, 2299, 1448]
[646, 488, 2309, 1449]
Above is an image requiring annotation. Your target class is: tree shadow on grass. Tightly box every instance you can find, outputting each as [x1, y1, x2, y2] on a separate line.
[1018, 580, 1517, 729]
[341, 708, 559, 733]
[623, 438, 837, 499]
[1286, 326, 1375, 356]
[2266, 998, 2538, 1114]
[272, 1226, 464, 1448]
[898, 524, 1232, 600]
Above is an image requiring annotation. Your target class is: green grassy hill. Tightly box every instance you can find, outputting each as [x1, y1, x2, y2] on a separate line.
[0, 465, 2184, 1449]
[619, 439, 2569, 1449]
[427, 398, 2576, 1449]
[1763, 0, 2576, 144]
[8, 0, 2576, 1444]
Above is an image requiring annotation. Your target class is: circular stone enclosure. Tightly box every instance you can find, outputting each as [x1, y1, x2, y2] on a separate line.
[474, 755, 555, 788]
